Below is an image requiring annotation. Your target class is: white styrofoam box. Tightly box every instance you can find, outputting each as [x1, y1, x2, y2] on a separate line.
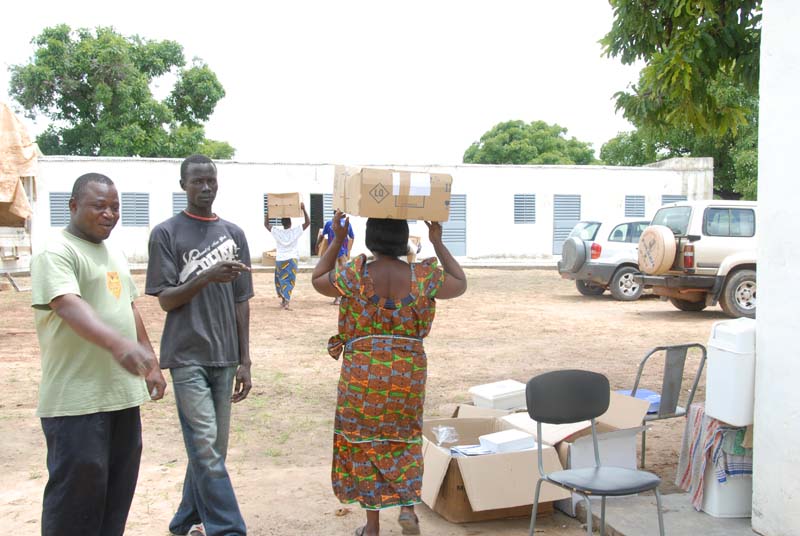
[706, 318, 757, 426]
[554, 427, 643, 517]
[468, 379, 526, 410]
[701, 463, 753, 518]
[478, 428, 536, 453]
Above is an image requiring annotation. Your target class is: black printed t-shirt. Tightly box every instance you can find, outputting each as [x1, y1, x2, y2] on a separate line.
[145, 212, 254, 369]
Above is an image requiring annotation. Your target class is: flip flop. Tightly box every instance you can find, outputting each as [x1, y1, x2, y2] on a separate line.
[354, 527, 366, 536]
[398, 512, 420, 535]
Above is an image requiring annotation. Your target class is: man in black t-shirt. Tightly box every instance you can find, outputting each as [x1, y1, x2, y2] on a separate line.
[146, 154, 253, 536]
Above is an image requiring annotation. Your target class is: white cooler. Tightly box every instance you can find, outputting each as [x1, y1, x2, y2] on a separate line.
[706, 318, 756, 427]
[468, 379, 526, 410]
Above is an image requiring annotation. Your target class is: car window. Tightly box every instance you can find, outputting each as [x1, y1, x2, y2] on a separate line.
[652, 206, 692, 235]
[629, 222, 649, 243]
[568, 222, 600, 241]
[608, 224, 629, 242]
[704, 208, 756, 237]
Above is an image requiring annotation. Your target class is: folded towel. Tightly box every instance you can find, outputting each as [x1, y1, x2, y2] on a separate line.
[721, 428, 753, 457]
[676, 404, 752, 510]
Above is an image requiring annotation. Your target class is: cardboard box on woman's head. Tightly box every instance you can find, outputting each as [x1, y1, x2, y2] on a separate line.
[333, 166, 452, 221]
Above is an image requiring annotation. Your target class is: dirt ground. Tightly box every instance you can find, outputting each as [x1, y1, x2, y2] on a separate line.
[0, 268, 723, 535]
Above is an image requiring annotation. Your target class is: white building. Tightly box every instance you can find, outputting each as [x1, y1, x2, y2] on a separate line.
[31, 156, 713, 262]
[752, 0, 800, 534]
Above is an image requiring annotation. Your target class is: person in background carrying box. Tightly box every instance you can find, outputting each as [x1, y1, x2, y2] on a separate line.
[322, 215, 354, 304]
[312, 211, 467, 536]
[406, 236, 422, 264]
[265, 202, 310, 310]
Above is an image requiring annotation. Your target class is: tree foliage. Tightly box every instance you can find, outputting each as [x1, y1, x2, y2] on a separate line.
[601, 1, 761, 199]
[601, 75, 758, 198]
[9, 25, 235, 159]
[463, 120, 596, 165]
[601, 0, 761, 136]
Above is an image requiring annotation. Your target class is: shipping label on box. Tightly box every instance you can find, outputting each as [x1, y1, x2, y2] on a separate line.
[333, 165, 452, 221]
[267, 192, 302, 218]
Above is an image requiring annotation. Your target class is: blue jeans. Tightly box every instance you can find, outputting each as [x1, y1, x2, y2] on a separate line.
[169, 366, 246, 536]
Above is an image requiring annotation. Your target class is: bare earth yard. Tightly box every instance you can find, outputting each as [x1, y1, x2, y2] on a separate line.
[0, 268, 723, 535]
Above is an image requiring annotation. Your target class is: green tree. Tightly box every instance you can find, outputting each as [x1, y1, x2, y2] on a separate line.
[9, 25, 235, 159]
[463, 120, 597, 165]
[599, 131, 656, 167]
[601, 1, 761, 199]
[601, 0, 761, 136]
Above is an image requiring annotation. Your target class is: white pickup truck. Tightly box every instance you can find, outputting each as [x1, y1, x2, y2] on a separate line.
[635, 200, 757, 318]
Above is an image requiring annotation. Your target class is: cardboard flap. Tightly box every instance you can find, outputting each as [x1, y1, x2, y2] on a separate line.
[500, 413, 589, 445]
[600, 392, 650, 429]
[452, 404, 513, 419]
[420, 436, 452, 509]
[456, 446, 570, 511]
[502, 392, 650, 444]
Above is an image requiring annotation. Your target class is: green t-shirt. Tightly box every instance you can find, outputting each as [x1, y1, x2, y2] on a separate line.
[31, 230, 149, 417]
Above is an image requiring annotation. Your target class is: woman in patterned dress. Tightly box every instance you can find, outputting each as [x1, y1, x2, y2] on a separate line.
[312, 212, 467, 536]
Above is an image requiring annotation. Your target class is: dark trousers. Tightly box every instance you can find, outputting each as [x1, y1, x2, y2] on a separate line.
[40, 406, 142, 536]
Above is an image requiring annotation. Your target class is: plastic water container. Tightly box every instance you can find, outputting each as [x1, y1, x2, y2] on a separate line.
[468, 380, 526, 410]
[705, 318, 756, 426]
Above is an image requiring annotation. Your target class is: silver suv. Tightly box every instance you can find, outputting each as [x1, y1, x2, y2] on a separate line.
[635, 200, 757, 318]
[558, 219, 650, 301]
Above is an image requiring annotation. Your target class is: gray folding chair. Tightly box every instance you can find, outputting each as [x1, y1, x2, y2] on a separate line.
[526, 370, 665, 536]
[631, 343, 707, 468]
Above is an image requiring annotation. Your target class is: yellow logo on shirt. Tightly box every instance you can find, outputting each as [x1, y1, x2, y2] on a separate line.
[106, 271, 122, 299]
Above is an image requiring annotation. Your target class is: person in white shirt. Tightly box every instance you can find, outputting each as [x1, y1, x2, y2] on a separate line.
[264, 203, 310, 309]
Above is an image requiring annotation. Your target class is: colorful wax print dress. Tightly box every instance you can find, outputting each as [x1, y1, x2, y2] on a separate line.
[327, 255, 444, 510]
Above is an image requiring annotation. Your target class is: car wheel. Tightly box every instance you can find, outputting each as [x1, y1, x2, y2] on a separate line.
[669, 297, 707, 312]
[719, 269, 756, 319]
[561, 237, 587, 273]
[609, 266, 643, 301]
[576, 280, 605, 296]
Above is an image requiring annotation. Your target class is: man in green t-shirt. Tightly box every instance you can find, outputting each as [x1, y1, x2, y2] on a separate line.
[31, 173, 166, 536]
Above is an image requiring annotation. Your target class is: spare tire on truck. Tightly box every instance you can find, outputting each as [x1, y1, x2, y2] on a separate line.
[560, 237, 587, 273]
[638, 225, 677, 275]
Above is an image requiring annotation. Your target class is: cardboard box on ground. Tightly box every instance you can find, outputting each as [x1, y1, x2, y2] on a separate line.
[333, 166, 452, 221]
[261, 250, 276, 267]
[267, 192, 302, 218]
[422, 404, 571, 524]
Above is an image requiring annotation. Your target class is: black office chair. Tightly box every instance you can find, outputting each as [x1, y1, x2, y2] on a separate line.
[526, 370, 665, 536]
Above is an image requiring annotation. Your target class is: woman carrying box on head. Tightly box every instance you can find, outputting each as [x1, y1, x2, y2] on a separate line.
[264, 202, 310, 310]
[312, 212, 467, 536]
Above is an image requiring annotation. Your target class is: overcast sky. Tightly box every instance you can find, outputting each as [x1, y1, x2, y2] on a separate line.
[1, 1, 642, 164]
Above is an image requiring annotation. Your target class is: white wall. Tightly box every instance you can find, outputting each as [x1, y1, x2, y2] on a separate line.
[32, 157, 712, 262]
[752, 1, 800, 534]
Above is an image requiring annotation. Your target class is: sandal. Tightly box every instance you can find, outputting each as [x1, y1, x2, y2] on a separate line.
[354, 527, 366, 536]
[188, 524, 206, 536]
[398, 511, 420, 535]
